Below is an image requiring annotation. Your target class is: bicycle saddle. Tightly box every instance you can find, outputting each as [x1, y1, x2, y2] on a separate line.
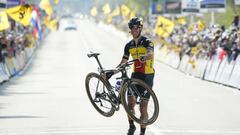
[87, 52, 100, 58]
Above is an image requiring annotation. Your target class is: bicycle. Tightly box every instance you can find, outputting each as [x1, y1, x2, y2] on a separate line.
[85, 52, 159, 125]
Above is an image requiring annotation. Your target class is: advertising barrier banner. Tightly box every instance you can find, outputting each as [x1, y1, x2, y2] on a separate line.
[228, 56, 240, 88]
[182, 0, 200, 13]
[200, 0, 226, 12]
[7, 0, 21, 8]
[0, 0, 6, 11]
[235, 0, 240, 5]
[165, 0, 181, 14]
[151, 0, 165, 14]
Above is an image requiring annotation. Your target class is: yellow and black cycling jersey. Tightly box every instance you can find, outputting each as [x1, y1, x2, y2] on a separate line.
[123, 36, 154, 74]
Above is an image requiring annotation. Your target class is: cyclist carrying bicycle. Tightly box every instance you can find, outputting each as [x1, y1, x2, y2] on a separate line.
[120, 17, 155, 135]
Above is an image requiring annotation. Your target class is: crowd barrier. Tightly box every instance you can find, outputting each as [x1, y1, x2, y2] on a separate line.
[156, 45, 240, 89]
[0, 42, 38, 84]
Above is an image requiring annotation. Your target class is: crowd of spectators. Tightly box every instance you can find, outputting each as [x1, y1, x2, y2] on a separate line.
[0, 20, 36, 65]
[161, 15, 240, 63]
[103, 14, 240, 63]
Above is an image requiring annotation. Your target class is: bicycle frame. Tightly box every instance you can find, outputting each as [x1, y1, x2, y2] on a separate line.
[86, 52, 159, 125]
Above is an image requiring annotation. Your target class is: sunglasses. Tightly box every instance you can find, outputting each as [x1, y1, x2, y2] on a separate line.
[130, 25, 141, 30]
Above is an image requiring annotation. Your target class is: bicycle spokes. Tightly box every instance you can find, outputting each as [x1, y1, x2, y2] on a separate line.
[87, 75, 114, 114]
[121, 79, 159, 125]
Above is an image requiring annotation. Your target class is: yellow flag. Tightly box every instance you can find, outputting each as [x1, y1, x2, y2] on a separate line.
[111, 6, 120, 17]
[43, 16, 50, 28]
[188, 24, 194, 32]
[156, 4, 161, 12]
[0, 11, 9, 31]
[198, 20, 205, 32]
[102, 3, 111, 15]
[39, 0, 53, 16]
[121, 4, 130, 17]
[6, 5, 32, 26]
[188, 59, 196, 69]
[155, 16, 175, 38]
[106, 15, 112, 23]
[176, 16, 186, 25]
[54, 0, 59, 5]
[90, 7, 97, 17]
[44, 16, 58, 31]
[49, 18, 58, 31]
[191, 47, 197, 54]
[129, 11, 135, 19]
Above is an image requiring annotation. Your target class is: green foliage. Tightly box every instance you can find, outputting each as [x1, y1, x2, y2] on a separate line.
[122, 0, 150, 16]
[124, 0, 240, 28]
[90, 0, 240, 27]
[203, 0, 240, 27]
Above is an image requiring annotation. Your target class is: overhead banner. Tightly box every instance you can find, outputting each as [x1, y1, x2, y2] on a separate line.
[235, 0, 240, 5]
[7, 0, 21, 8]
[0, 0, 7, 11]
[151, 0, 165, 14]
[200, 0, 226, 12]
[182, 0, 200, 13]
[165, 0, 181, 14]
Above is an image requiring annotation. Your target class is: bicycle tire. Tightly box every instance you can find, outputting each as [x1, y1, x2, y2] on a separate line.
[120, 78, 159, 125]
[85, 72, 115, 117]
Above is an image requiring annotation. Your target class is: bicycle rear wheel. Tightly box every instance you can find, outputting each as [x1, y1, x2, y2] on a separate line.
[85, 72, 115, 117]
[121, 79, 159, 125]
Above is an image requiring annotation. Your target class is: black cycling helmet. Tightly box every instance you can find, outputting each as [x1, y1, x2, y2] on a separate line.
[128, 17, 143, 29]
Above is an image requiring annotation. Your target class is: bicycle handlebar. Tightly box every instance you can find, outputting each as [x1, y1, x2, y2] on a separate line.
[87, 52, 140, 79]
[116, 59, 137, 71]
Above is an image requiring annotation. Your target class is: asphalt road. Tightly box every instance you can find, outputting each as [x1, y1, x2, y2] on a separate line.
[0, 19, 240, 135]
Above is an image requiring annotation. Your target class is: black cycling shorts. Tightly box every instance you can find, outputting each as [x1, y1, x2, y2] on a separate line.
[127, 72, 154, 99]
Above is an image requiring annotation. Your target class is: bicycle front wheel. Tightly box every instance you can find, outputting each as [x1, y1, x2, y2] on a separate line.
[85, 72, 115, 117]
[121, 79, 159, 125]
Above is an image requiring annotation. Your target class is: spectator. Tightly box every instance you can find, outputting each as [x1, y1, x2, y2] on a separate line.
[232, 15, 240, 28]
[0, 32, 8, 63]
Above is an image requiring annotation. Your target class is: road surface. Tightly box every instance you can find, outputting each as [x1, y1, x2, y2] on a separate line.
[0, 19, 240, 135]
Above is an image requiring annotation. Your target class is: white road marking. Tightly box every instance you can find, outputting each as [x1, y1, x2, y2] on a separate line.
[159, 129, 240, 134]
[148, 124, 165, 135]
[0, 128, 123, 135]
